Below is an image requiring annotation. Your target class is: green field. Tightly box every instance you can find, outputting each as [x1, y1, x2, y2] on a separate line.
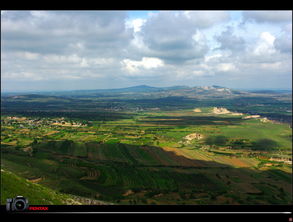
[1, 105, 292, 205]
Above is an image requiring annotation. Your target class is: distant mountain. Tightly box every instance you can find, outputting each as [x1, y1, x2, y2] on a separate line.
[2, 85, 291, 100]
[0, 85, 215, 101]
[161, 85, 190, 90]
[34, 85, 165, 96]
[110, 85, 163, 93]
[104, 85, 191, 93]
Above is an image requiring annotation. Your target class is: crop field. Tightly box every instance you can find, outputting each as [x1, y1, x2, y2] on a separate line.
[1, 103, 292, 205]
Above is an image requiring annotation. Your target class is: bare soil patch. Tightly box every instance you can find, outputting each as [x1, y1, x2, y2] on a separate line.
[193, 108, 202, 113]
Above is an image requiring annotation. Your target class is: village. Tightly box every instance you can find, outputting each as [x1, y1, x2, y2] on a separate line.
[1, 116, 87, 129]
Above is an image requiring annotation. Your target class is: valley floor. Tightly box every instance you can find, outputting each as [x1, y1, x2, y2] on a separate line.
[1, 107, 292, 205]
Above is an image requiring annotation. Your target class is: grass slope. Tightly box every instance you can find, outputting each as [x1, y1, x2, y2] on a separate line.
[1, 168, 72, 205]
[1, 168, 112, 205]
[2, 140, 292, 204]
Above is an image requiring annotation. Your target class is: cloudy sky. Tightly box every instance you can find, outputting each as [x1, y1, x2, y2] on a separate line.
[1, 10, 292, 92]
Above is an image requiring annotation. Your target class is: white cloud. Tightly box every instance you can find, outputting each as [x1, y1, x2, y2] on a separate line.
[274, 24, 292, 53]
[192, 70, 205, 76]
[12, 51, 40, 60]
[43, 54, 81, 64]
[1, 11, 132, 55]
[2, 71, 43, 80]
[30, 11, 50, 19]
[253, 32, 276, 56]
[126, 18, 146, 32]
[204, 53, 223, 62]
[216, 63, 237, 72]
[260, 62, 282, 70]
[90, 58, 115, 65]
[80, 58, 89, 67]
[1, 10, 292, 90]
[137, 11, 210, 64]
[121, 57, 164, 73]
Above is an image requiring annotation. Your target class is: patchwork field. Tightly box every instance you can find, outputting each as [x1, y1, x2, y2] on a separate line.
[1, 105, 292, 205]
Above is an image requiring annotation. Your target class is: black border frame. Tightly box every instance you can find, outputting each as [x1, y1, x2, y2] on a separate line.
[1, 4, 292, 219]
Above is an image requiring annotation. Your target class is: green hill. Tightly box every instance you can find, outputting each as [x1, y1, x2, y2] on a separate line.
[1, 168, 72, 205]
[2, 139, 292, 205]
[1, 168, 110, 205]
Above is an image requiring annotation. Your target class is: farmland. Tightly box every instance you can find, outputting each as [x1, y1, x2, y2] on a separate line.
[1, 86, 292, 205]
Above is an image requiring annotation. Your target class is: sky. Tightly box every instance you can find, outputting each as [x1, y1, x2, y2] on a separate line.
[1, 10, 292, 92]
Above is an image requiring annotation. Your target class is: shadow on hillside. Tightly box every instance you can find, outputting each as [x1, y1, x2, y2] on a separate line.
[138, 115, 244, 126]
[1, 109, 136, 121]
[2, 141, 292, 204]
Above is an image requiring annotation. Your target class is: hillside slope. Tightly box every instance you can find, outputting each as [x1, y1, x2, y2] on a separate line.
[1, 168, 110, 205]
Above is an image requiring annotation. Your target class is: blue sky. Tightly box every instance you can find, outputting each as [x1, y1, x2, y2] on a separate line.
[127, 10, 156, 19]
[1, 10, 292, 92]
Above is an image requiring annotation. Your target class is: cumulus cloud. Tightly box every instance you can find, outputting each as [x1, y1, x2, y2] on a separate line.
[253, 32, 276, 56]
[126, 18, 146, 33]
[1, 10, 292, 91]
[274, 24, 292, 53]
[216, 63, 237, 72]
[215, 26, 246, 52]
[1, 11, 132, 55]
[1, 11, 133, 84]
[138, 11, 211, 64]
[121, 57, 164, 74]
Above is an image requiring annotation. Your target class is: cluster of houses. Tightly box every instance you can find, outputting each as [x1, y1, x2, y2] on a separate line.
[2, 116, 86, 128]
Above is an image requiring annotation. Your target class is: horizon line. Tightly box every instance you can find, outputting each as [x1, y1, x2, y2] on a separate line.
[1, 85, 292, 94]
